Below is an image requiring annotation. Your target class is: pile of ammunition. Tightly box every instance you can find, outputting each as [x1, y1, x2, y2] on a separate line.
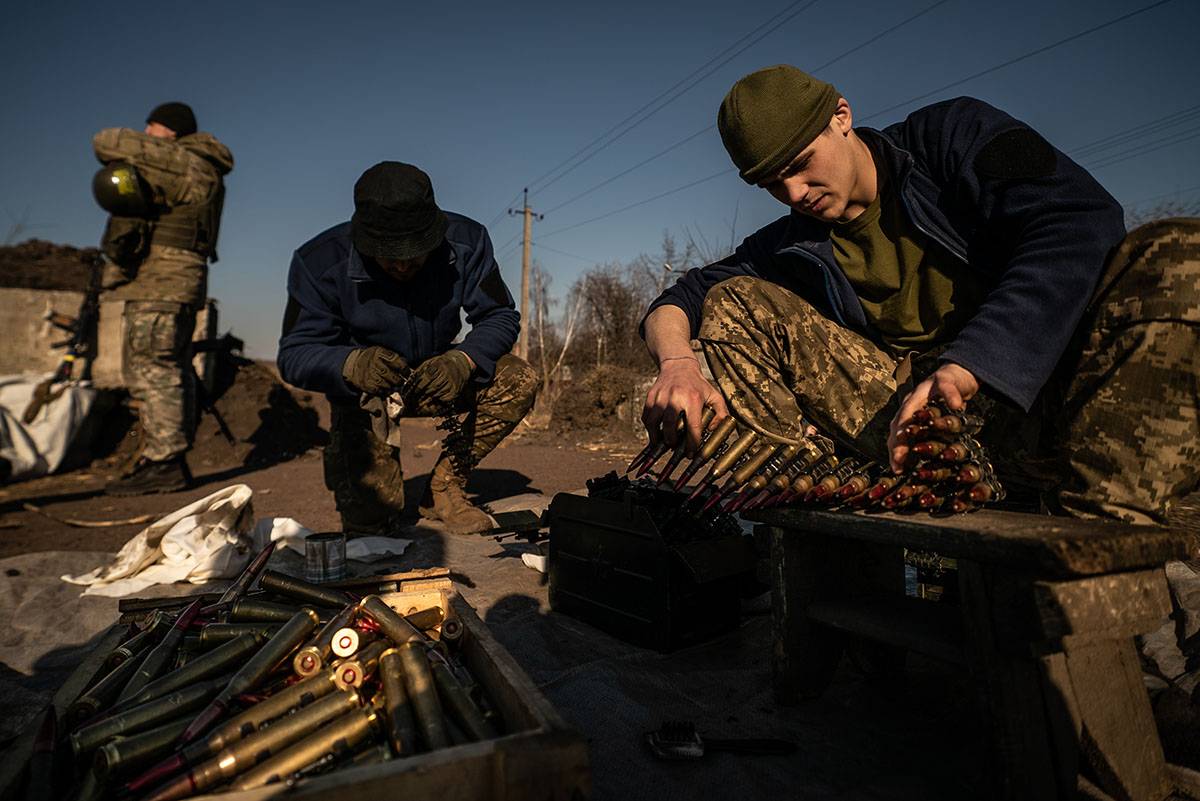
[42, 545, 499, 801]
[626, 399, 1003, 516]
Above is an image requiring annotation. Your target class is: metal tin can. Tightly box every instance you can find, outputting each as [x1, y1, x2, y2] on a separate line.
[304, 533, 347, 584]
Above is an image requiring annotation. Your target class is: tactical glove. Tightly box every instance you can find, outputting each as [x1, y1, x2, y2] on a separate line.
[342, 346, 409, 395]
[407, 350, 473, 405]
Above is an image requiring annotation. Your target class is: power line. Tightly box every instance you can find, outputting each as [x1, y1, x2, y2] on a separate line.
[540, 168, 734, 240]
[1126, 183, 1200, 207]
[861, 0, 1177, 123]
[1083, 125, 1200, 171]
[487, 190, 524, 230]
[543, 127, 712, 215]
[532, 242, 600, 264]
[528, 0, 821, 196]
[1068, 103, 1200, 159]
[539, 0, 951, 217]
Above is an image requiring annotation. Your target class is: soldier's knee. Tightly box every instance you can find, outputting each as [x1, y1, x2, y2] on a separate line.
[495, 354, 540, 403]
[703, 275, 762, 311]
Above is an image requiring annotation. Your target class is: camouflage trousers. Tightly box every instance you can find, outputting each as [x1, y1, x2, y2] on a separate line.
[699, 219, 1200, 525]
[123, 300, 197, 462]
[323, 353, 539, 535]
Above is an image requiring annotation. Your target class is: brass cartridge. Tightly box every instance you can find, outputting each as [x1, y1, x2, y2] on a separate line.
[379, 648, 419, 756]
[294, 604, 359, 677]
[397, 642, 450, 751]
[179, 608, 321, 746]
[124, 668, 341, 795]
[70, 649, 148, 723]
[119, 633, 264, 710]
[197, 623, 280, 650]
[94, 716, 192, 780]
[360, 595, 425, 646]
[429, 659, 497, 742]
[957, 463, 984, 484]
[938, 442, 972, 462]
[228, 705, 381, 790]
[334, 640, 389, 690]
[117, 599, 203, 704]
[259, 570, 353, 608]
[144, 689, 362, 801]
[71, 677, 227, 756]
[228, 599, 303, 624]
[102, 612, 168, 672]
[672, 416, 738, 491]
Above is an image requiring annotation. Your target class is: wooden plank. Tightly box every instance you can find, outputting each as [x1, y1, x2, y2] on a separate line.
[1063, 637, 1170, 801]
[768, 526, 846, 704]
[1040, 652, 1084, 796]
[747, 507, 1188, 577]
[806, 595, 964, 665]
[957, 561, 1061, 800]
[1033, 570, 1171, 641]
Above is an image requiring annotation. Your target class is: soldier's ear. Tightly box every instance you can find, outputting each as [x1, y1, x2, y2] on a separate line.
[832, 98, 853, 135]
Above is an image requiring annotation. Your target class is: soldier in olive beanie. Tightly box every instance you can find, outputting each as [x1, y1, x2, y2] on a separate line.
[717, 65, 840, 184]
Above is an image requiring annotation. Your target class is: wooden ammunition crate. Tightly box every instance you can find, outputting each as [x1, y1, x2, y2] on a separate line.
[0, 570, 590, 801]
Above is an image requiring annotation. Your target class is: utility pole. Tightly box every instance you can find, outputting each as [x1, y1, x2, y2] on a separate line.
[508, 189, 542, 361]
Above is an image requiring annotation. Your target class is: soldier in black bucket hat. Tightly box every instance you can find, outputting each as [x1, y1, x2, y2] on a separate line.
[279, 162, 538, 536]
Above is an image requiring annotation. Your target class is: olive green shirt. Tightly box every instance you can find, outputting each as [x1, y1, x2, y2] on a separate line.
[830, 157, 987, 354]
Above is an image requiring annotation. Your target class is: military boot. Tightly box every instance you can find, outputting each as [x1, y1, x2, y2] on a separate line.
[418, 454, 493, 535]
[106, 455, 193, 496]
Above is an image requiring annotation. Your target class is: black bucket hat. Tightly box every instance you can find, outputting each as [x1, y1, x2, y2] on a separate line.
[351, 162, 448, 260]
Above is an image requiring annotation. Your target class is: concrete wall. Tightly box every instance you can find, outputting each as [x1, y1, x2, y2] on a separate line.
[0, 287, 216, 387]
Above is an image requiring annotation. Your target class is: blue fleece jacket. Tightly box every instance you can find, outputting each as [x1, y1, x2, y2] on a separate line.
[643, 97, 1127, 412]
[277, 213, 520, 401]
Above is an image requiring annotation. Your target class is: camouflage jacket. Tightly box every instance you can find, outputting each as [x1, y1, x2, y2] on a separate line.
[643, 97, 1127, 412]
[93, 129, 234, 305]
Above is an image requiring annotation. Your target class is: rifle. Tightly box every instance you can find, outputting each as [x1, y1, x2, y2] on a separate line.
[22, 253, 105, 423]
[190, 333, 244, 446]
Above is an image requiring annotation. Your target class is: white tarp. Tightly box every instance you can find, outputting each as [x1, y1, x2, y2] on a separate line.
[61, 483, 410, 597]
[0, 374, 97, 481]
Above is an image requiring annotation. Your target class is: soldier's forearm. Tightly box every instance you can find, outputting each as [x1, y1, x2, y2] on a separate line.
[644, 305, 696, 369]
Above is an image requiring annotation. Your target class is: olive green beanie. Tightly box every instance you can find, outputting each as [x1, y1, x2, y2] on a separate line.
[718, 65, 840, 184]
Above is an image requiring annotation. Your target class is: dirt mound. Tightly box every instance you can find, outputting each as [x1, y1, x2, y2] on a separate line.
[95, 357, 326, 475]
[550, 364, 651, 439]
[192, 358, 327, 469]
[0, 239, 100, 292]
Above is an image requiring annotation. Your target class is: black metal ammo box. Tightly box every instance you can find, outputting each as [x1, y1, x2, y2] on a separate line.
[546, 475, 757, 651]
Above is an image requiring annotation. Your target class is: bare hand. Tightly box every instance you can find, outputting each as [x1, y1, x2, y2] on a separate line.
[887, 362, 980, 473]
[641, 358, 728, 455]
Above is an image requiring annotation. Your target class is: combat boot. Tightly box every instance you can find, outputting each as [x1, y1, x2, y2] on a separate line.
[418, 455, 493, 535]
[106, 455, 193, 496]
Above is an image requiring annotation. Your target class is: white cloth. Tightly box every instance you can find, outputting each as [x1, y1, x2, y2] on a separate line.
[0, 374, 98, 481]
[62, 484, 411, 597]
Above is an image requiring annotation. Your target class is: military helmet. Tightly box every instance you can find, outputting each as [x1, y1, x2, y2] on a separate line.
[92, 161, 152, 217]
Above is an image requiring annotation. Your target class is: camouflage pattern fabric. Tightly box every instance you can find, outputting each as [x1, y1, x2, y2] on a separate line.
[696, 220, 1200, 525]
[323, 353, 539, 535]
[1048, 218, 1200, 525]
[107, 244, 208, 308]
[699, 275, 900, 458]
[93, 128, 233, 305]
[123, 300, 197, 462]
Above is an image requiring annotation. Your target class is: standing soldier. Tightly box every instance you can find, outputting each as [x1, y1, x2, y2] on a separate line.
[92, 102, 233, 495]
[277, 162, 538, 536]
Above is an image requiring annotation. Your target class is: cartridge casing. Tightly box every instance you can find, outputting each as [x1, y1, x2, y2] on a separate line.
[260, 570, 353, 608]
[397, 642, 450, 750]
[229, 705, 381, 790]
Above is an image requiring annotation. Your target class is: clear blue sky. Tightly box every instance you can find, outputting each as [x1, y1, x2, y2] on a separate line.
[2, 0, 1197, 358]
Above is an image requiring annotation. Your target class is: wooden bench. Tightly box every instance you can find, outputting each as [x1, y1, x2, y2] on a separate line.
[746, 506, 1199, 801]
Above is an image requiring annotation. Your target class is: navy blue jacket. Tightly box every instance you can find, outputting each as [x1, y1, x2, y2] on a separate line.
[645, 97, 1126, 412]
[277, 213, 520, 401]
